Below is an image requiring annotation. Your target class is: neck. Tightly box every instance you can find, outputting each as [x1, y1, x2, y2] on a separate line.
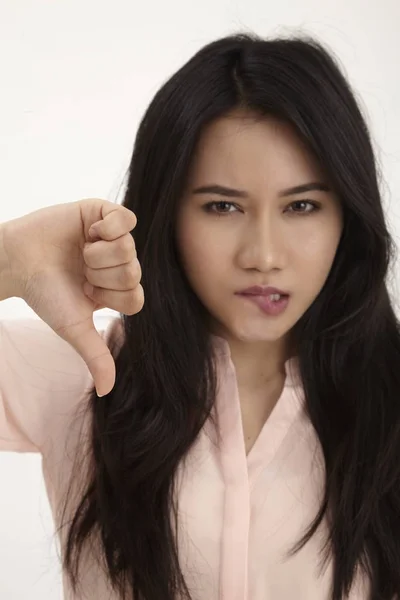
[233, 340, 288, 391]
[212, 328, 292, 394]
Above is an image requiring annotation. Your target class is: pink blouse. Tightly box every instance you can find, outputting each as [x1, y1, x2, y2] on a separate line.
[0, 317, 369, 599]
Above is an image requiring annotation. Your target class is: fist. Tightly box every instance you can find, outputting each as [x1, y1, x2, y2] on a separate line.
[3, 198, 143, 396]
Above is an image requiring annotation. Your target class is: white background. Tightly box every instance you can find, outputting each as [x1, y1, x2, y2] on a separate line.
[0, 0, 399, 597]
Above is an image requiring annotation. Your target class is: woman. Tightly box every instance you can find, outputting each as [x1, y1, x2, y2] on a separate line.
[1, 31, 399, 600]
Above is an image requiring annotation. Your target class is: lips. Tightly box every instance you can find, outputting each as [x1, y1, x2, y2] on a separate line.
[236, 289, 290, 316]
[236, 286, 289, 297]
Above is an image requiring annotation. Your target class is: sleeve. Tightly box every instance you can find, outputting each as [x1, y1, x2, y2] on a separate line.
[0, 316, 123, 454]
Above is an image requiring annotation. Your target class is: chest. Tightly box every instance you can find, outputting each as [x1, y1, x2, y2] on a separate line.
[174, 415, 370, 599]
[239, 385, 283, 456]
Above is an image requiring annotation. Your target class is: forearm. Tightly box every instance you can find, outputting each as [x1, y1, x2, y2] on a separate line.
[0, 221, 20, 301]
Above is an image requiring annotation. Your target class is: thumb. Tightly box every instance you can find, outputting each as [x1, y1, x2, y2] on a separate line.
[63, 320, 116, 397]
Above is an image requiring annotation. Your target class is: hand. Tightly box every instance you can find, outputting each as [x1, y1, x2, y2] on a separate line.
[3, 198, 143, 396]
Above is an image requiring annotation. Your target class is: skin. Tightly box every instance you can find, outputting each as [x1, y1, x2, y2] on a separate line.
[176, 109, 343, 446]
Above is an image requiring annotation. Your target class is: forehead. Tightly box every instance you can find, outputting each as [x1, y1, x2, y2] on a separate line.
[187, 110, 327, 191]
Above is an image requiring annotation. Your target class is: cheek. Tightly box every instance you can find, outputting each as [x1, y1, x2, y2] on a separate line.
[177, 219, 206, 270]
[176, 217, 230, 291]
[297, 228, 341, 282]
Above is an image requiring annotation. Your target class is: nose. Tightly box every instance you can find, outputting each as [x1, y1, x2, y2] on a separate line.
[236, 215, 286, 272]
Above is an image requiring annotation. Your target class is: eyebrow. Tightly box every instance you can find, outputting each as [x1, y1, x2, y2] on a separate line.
[192, 182, 331, 198]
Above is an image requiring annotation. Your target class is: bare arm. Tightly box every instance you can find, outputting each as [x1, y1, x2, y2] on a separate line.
[0, 221, 20, 302]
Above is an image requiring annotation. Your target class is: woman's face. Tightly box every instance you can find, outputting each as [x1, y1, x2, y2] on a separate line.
[175, 109, 344, 345]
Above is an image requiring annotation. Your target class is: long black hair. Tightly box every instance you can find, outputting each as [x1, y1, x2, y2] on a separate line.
[60, 31, 400, 599]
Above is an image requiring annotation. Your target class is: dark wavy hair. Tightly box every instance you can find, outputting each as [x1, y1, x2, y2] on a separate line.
[60, 31, 400, 600]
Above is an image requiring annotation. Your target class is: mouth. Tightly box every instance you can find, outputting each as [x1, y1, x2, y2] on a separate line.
[236, 286, 290, 299]
[235, 286, 290, 316]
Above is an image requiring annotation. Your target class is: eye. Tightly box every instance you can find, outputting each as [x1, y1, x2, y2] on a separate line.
[202, 199, 321, 216]
[287, 200, 320, 215]
[203, 201, 239, 215]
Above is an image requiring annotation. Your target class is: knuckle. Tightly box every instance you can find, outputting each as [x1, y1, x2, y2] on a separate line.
[120, 234, 135, 258]
[128, 286, 144, 314]
[123, 266, 138, 288]
[111, 209, 136, 240]
[119, 258, 139, 285]
[122, 207, 137, 230]
[133, 258, 142, 280]
[108, 285, 144, 315]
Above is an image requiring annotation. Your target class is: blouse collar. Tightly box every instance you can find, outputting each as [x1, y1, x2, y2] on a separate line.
[210, 334, 301, 389]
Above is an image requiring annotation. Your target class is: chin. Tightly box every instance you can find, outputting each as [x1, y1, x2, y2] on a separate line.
[227, 321, 286, 344]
